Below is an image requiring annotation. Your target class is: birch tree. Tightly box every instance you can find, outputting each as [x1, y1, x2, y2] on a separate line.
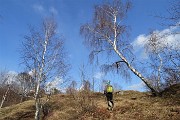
[20, 17, 69, 120]
[80, 0, 159, 95]
[145, 1, 180, 91]
[0, 70, 18, 108]
[0, 71, 10, 108]
[158, 0, 180, 27]
[145, 31, 179, 91]
[16, 72, 35, 102]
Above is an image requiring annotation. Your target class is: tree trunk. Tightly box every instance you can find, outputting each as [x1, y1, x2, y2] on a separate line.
[34, 81, 40, 120]
[20, 86, 25, 103]
[20, 94, 23, 103]
[93, 77, 94, 92]
[157, 53, 163, 92]
[35, 100, 40, 120]
[0, 86, 10, 108]
[35, 25, 48, 120]
[114, 48, 159, 96]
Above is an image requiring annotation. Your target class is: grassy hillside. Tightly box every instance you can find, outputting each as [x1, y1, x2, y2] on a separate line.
[0, 89, 179, 120]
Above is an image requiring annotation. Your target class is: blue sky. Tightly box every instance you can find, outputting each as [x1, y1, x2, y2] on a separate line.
[0, 0, 175, 91]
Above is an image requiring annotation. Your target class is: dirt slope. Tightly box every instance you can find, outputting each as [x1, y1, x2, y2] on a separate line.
[0, 90, 179, 120]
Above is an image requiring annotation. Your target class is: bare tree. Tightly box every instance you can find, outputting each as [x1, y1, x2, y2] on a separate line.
[80, 0, 158, 95]
[20, 17, 69, 120]
[66, 80, 77, 100]
[157, 0, 180, 27]
[145, 1, 180, 91]
[145, 30, 179, 90]
[0, 70, 8, 86]
[145, 32, 164, 92]
[79, 64, 86, 89]
[16, 72, 35, 102]
[169, 1, 180, 26]
[0, 70, 10, 108]
[82, 80, 91, 91]
[0, 70, 18, 108]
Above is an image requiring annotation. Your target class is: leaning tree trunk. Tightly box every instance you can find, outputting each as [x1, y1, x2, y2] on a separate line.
[114, 47, 159, 96]
[111, 14, 159, 96]
[0, 86, 10, 108]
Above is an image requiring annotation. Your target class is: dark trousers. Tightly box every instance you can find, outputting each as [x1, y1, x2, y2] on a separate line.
[106, 93, 114, 108]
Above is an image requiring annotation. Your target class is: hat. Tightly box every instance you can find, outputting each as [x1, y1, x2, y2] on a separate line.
[106, 80, 110, 85]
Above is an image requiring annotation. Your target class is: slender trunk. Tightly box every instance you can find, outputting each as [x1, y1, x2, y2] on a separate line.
[93, 77, 94, 92]
[35, 99, 40, 120]
[112, 14, 158, 95]
[114, 48, 158, 95]
[35, 29, 48, 120]
[34, 81, 40, 120]
[20, 94, 23, 103]
[20, 86, 25, 103]
[0, 86, 10, 108]
[157, 53, 163, 92]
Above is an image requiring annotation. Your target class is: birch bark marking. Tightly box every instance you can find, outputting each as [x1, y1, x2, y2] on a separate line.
[0, 86, 10, 108]
[35, 28, 49, 120]
[21, 17, 69, 119]
[80, 0, 158, 95]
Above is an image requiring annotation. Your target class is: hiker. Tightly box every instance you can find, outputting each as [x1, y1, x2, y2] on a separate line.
[104, 80, 114, 110]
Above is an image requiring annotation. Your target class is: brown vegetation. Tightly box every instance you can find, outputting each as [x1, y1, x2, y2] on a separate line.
[0, 84, 179, 120]
[0, 87, 23, 107]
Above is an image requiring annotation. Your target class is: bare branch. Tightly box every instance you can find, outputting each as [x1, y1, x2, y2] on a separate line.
[80, 0, 159, 95]
[20, 17, 69, 119]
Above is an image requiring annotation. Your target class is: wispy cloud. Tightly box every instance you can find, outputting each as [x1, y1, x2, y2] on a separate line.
[49, 7, 58, 15]
[132, 34, 148, 48]
[33, 4, 45, 14]
[94, 72, 105, 80]
[127, 82, 145, 91]
[132, 26, 180, 59]
[33, 4, 58, 16]
[132, 26, 180, 49]
[46, 77, 63, 89]
[132, 34, 149, 59]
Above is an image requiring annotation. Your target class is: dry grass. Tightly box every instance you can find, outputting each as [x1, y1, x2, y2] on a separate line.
[112, 90, 180, 120]
[0, 100, 35, 120]
[0, 88, 179, 120]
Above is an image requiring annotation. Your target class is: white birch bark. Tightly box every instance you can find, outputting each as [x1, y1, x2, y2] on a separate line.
[0, 86, 10, 108]
[34, 28, 48, 120]
[110, 12, 157, 94]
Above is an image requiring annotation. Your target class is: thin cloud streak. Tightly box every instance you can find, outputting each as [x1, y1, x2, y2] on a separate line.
[33, 4, 45, 14]
[33, 4, 59, 16]
[49, 7, 58, 15]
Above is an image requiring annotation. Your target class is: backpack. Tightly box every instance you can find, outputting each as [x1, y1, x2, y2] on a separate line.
[106, 85, 113, 93]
